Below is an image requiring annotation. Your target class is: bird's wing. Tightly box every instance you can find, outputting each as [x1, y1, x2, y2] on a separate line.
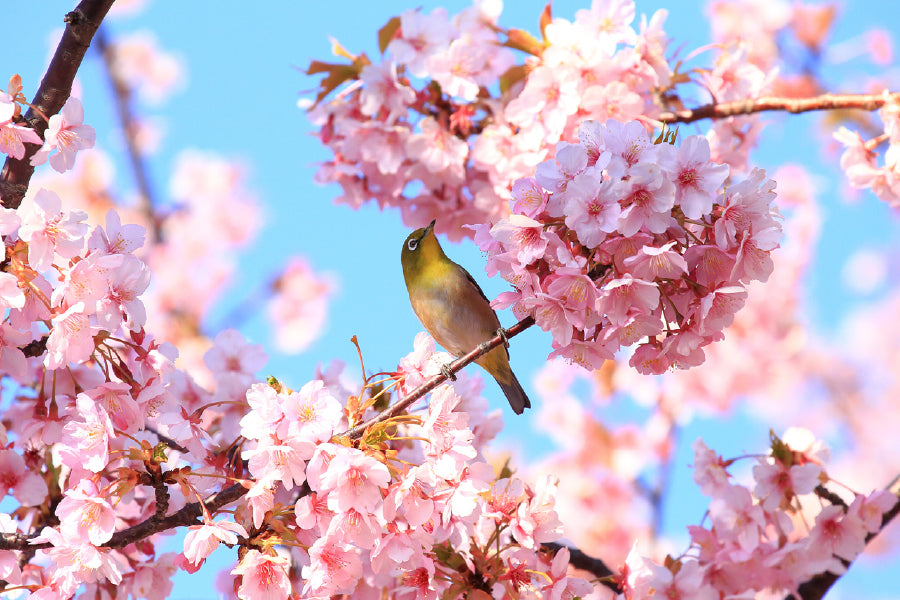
[455, 261, 510, 360]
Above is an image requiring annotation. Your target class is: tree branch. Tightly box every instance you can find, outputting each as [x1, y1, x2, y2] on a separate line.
[94, 26, 161, 242]
[343, 315, 535, 439]
[0, 0, 115, 209]
[658, 92, 899, 125]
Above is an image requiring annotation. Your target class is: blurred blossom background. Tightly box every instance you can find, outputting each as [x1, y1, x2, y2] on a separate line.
[4, 0, 900, 596]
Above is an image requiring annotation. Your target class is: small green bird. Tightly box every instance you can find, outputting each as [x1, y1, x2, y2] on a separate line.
[401, 220, 531, 414]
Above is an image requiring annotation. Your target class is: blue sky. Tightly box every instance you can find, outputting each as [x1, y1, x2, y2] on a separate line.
[4, 0, 900, 597]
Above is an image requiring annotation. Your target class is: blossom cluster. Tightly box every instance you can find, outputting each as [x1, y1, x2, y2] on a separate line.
[0, 75, 331, 597]
[834, 91, 900, 208]
[307, 0, 673, 240]
[472, 118, 782, 373]
[206, 334, 591, 600]
[0, 161, 592, 600]
[620, 431, 896, 599]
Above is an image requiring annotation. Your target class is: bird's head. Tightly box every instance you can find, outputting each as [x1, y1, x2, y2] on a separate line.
[401, 219, 444, 280]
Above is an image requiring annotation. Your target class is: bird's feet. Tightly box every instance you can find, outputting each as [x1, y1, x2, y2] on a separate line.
[440, 363, 457, 381]
[495, 327, 510, 349]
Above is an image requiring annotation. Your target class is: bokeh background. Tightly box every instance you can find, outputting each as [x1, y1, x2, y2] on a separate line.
[4, 0, 900, 597]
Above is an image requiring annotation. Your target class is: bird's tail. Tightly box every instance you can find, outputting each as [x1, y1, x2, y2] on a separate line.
[497, 371, 531, 415]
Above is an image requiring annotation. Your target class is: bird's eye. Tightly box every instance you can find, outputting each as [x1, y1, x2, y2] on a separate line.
[407, 238, 418, 251]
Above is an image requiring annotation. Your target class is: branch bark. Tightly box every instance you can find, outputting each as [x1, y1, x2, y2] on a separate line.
[658, 92, 898, 125]
[0, 0, 115, 209]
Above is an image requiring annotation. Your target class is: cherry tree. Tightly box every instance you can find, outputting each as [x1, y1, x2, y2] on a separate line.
[0, 0, 898, 599]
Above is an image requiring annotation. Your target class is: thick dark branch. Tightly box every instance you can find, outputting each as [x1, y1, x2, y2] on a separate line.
[0, 0, 115, 209]
[658, 92, 898, 125]
[343, 315, 535, 439]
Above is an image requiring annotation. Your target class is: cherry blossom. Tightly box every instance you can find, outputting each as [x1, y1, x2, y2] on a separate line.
[183, 519, 248, 566]
[17, 188, 89, 271]
[231, 550, 292, 600]
[56, 480, 116, 545]
[29, 97, 96, 173]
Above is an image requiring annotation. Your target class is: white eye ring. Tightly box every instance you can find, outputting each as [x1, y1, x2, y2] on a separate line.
[407, 238, 418, 251]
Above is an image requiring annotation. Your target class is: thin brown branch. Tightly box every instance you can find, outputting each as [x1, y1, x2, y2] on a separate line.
[343, 315, 535, 439]
[94, 26, 162, 242]
[658, 92, 899, 125]
[0, 0, 116, 209]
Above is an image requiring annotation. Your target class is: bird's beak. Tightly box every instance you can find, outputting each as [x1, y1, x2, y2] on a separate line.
[425, 219, 436, 235]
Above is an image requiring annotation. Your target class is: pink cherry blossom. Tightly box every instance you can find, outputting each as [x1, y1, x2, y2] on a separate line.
[807, 505, 867, 563]
[0, 93, 42, 159]
[0, 448, 48, 506]
[442, 461, 493, 521]
[752, 458, 822, 511]
[387, 8, 452, 77]
[183, 519, 248, 566]
[707, 484, 767, 554]
[302, 535, 363, 595]
[45, 302, 95, 370]
[33, 526, 127, 589]
[29, 97, 96, 172]
[0, 272, 25, 312]
[539, 546, 594, 600]
[489, 215, 551, 265]
[18, 189, 89, 271]
[231, 549, 292, 600]
[58, 393, 115, 473]
[692, 439, 732, 495]
[359, 60, 416, 123]
[510, 177, 548, 217]
[294, 491, 334, 533]
[87, 209, 146, 255]
[623, 240, 688, 279]
[564, 168, 622, 246]
[56, 480, 116, 545]
[397, 332, 449, 394]
[243, 436, 315, 490]
[848, 490, 897, 533]
[511, 476, 564, 549]
[659, 134, 730, 219]
[94, 254, 151, 330]
[615, 163, 677, 236]
[203, 329, 267, 401]
[317, 446, 391, 513]
[404, 116, 468, 181]
[599, 274, 660, 325]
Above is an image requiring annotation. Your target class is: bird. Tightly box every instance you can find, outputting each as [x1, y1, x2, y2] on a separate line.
[401, 219, 531, 414]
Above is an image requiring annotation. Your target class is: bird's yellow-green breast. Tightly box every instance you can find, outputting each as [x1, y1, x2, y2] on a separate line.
[401, 220, 531, 414]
